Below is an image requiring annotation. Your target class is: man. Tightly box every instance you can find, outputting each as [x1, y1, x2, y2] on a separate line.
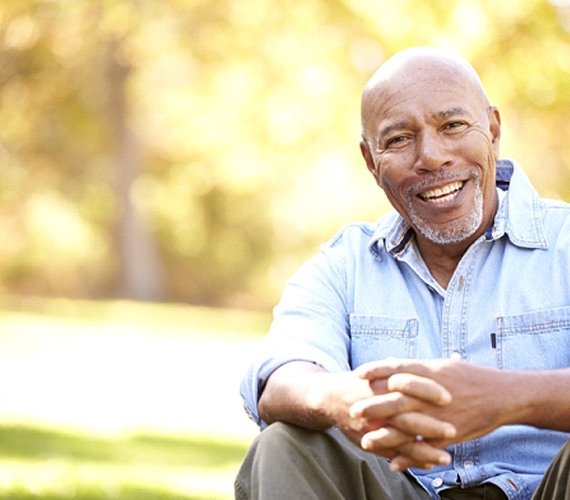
[235, 47, 570, 499]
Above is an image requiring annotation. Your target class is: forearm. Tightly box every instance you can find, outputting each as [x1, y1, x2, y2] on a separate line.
[258, 361, 336, 430]
[512, 367, 570, 432]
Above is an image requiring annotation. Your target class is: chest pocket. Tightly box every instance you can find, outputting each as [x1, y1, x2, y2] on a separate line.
[349, 314, 418, 368]
[495, 306, 570, 370]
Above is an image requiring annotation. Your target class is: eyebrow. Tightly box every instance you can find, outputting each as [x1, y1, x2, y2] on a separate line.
[435, 107, 471, 119]
[379, 121, 409, 140]
[378, 107, 473, 140]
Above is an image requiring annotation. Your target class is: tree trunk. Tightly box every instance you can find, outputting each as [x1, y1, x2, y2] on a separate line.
[106, 37, 163, 301]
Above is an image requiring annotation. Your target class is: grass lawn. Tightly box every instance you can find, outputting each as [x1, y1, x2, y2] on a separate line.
[0, 297, 270, 499]
[0, 425, 249, 499]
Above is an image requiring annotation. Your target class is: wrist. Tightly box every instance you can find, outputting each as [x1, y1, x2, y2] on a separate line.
[305, 371, 340, 429]
[500, 370, 542, 426]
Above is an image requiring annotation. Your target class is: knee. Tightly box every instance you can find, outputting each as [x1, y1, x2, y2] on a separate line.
[252, 422, 315, 456]
[236, 424, 343, 499]
[237, 423, 323, 486]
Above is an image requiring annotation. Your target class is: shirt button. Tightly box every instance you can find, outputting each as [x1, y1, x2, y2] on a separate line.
[450, 351, 462, 360]
[431, 477, 443, 488]
[464, 460, 474, 469]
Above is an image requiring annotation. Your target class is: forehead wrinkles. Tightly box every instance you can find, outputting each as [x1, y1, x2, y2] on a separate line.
[367, 89, 474, 145]
[362, 84, 414, 141]
[361, 57, 490, 141]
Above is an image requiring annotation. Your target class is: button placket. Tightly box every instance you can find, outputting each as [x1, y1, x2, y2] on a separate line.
[431, 477, 443, 488]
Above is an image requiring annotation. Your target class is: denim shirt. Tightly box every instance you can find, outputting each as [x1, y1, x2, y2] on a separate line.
[240, 159, 570, 499]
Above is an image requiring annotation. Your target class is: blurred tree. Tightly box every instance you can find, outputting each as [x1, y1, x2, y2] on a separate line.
[0, 0, 568, 309]
[107, 34, 163, 301]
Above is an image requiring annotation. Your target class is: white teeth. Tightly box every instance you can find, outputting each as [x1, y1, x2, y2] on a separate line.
[420, 181, 463, 203]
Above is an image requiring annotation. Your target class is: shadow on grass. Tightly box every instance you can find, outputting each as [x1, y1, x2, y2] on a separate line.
[0, 424, 250, 499]
[0, 425, 248, 467]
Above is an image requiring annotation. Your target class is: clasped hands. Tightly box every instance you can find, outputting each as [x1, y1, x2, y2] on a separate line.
[340, 358, 505, 472]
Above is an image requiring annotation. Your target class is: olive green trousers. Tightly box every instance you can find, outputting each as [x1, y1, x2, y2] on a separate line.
[233, 422, 558, 499]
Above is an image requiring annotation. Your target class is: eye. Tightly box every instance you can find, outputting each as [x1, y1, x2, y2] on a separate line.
[385, 135, 411, 148]
[443, 121, 468, 132]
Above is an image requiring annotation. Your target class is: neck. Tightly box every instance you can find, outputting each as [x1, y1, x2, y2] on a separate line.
[414, 190, 499, 288]
[415, 235, 476, 289]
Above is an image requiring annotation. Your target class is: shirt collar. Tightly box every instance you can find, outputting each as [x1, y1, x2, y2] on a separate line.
[490, 158, 547, 248]
[368, 158, 548, 260]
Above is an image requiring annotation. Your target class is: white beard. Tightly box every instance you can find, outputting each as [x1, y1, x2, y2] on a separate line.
[407, 172, 484, 245]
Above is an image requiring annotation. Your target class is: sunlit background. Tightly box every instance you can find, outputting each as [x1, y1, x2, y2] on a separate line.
[0, 0, 568, 498]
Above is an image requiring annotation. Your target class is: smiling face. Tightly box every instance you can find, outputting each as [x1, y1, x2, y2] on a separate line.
[360, 49, 501, 249]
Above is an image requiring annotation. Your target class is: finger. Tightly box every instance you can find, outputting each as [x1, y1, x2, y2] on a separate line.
[388, 412, 457, 440]
[369, 378, 389, 394]
[360, 425, 415, 451]
[354, 361, 399, 380]
[387, 373, 452, 405]
[355, 359, 423, 380]
[389, 442, 452, 472]
[350, 392, 418, 420]
[390, 455, 437, 471]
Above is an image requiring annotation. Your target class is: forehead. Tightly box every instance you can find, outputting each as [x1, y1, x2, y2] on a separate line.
[379, 106, 473, 136]
[362, 55, 489, 132]
[365, 69, 484, 134]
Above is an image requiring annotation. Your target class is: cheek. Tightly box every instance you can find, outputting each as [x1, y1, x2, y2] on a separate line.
[457, 133, 496, 178]
[482, 156, 498, 197]
[462, 129, 496, 160]
[376, 167, 411, 214]
[377, 157, 408, 189]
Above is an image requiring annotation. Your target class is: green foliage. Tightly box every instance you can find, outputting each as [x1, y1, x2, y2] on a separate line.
[0, 0, 569, 308]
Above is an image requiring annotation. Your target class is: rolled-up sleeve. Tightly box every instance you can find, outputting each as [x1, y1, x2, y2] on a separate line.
[240, 234, 353, 427]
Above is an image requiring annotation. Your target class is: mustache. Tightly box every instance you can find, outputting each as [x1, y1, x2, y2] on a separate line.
[406, 169, 480, 196]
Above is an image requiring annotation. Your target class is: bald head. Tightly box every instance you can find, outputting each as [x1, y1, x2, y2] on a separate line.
[361, 48, 490, 146]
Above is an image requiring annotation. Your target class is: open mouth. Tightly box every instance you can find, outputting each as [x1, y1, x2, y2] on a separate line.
[418, 181, 464, 204]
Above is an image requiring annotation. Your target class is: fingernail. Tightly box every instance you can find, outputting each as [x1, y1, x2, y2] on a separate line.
[439, 391, 453, 404]
[389, 461, 402, 472]
[438, 453, 451, 465]
[349, 405, 362, 419]
[443, 424, 457, 438]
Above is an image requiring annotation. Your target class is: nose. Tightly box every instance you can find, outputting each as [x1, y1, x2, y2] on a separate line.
[414, 130, 452, 173]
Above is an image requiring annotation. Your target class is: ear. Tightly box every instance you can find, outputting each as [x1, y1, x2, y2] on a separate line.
[360, 140, 381, 185]
[488, 107, 501, 160]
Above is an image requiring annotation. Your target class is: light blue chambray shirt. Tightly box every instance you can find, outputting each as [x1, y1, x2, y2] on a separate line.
[240, 159, 570, 499]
